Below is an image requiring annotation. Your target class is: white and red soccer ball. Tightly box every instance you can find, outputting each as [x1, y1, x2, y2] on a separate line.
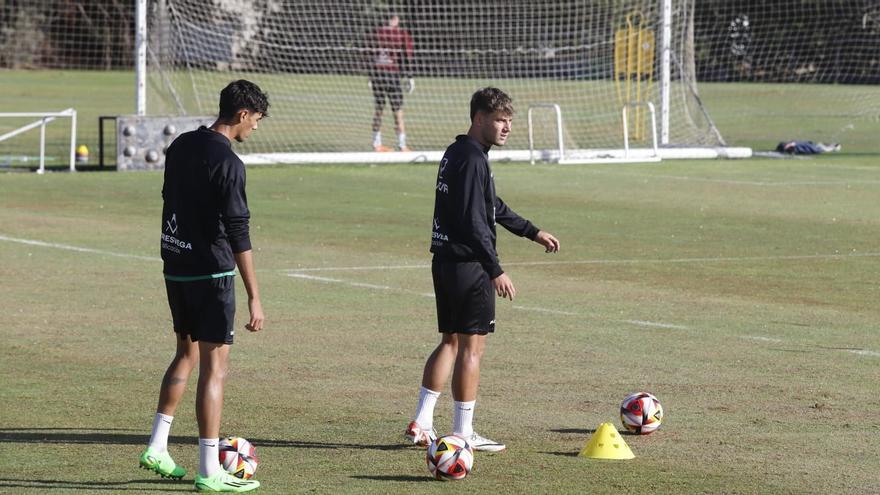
[219, 436, 259, 479]
[426, 435, 474, 480]
[620, 392, 664, 434]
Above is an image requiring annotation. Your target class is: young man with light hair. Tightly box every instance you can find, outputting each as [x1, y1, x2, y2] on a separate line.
[406, 87, 561, 451]
[140, 79, 268, 493]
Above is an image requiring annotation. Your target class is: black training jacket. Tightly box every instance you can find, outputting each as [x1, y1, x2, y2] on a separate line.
[160, 126, 251, 277]
[430, 134, 539, 279]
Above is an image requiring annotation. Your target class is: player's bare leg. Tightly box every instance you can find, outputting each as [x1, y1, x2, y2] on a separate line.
[451, 333, 484, 402]
[159, 334, 199, 414]
[196, 341, 229, 439]
[406, 333, 457, 446]
[373, 108, 391, 152]
[393, 109, 410, 151]
[422, 332, 457, 391]
[192, 342, 259, 492]
[140, 334, 198, 479]
[452, 333, 504, 452]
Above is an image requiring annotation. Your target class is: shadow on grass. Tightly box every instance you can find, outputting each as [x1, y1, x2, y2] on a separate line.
[549, 427, 640, 437]
[0, 428, 409, 451]
[350, 475, 433, 482]
[0, 477, 189, 492]
[549, 428, 596, 435]
[540, 451, 580, 457]
[250, 438, 410, 451]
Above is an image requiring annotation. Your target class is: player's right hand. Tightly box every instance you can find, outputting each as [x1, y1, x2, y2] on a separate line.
[405, 77, 415, 94]
[493, 273, 516, 301]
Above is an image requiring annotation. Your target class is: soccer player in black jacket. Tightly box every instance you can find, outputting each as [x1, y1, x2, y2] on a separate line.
[405, 87, 560, 452]
[140, 80, 267, 493]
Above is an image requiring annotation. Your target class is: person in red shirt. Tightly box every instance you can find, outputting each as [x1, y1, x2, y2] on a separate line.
[368, 14, 414, 152]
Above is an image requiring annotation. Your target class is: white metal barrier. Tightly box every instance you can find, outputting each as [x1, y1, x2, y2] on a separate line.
[0, 108, 77, 173]
[527, 103, 564, 164]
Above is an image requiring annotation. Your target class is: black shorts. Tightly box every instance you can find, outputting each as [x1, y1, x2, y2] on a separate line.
[371, 72, 404, 112]
[165, 276, 236, 344]
[432, 261, 495, 334]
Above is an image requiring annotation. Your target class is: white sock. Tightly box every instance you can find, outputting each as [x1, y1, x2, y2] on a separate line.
[147, 413, 173, 453]
[373, 131, 382, 147]
[413, 386, 441, 429]
[198, 438, 221, 478]
[398, 133, 407, 148]
[452, 400, 476, 438]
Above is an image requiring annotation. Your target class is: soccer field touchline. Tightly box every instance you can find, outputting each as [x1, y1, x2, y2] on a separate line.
[741, 336, 880, 358]
[619, 319, 690, 330]
[288, 271, 880, 359]
[289, 270, 689, 329]
[288, 273, 436, 299]
[0, 234, 159, 262]
[579, 169, 880, 187]
[2, 233, 878, 271]
[1, 233, 877, 360]
[282, 251, 880, 273]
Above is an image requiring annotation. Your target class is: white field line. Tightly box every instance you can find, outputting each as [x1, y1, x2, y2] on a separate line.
[6, 234, 873, 272]
[287, 264, 429, 273]
[289, 271, 682, 329]
[288, 272, 880, 359]
[283, 251, 880, 274]
[741, 335, 879, 358]
[511, 305, 580, 316]
[5, 234, 875, 359]
[645, 174, 880, 187]
[582, 169, 880, 187]
[740, 335, 784, 343]
[288, 273, 435, 299]
[848, 349, 880, 357]
[0, 234, 158, 262]
[620, 319, 690, 330]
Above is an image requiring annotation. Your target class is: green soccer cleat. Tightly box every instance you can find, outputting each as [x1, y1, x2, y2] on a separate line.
[139, 447, 187, 479]
[194, 471, 260, 492]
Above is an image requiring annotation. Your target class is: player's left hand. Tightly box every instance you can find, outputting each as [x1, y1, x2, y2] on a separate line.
[404, 77, 415, 94]
[245, 297, 265, 332]
[535, 230, 560, 253]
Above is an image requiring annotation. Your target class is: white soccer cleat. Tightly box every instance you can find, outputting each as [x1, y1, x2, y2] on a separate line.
[467, 432, 506, 452]
[404, 421, 437, 447]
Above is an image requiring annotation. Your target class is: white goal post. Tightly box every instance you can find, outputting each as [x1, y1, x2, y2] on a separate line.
[141, 0, 754, 164]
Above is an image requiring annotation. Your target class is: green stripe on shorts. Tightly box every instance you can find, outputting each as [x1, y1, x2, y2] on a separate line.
[164, 270, 236, 282]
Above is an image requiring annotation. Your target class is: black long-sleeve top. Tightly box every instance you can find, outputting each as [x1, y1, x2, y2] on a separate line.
[430, 134, 539, 278]
[160, 126, 251, 277]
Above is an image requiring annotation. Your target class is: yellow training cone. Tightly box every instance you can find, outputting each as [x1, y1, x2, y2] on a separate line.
[578, 422, 635, 460]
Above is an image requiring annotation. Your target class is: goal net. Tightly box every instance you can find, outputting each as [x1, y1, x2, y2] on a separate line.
[690, 0, 880, 155]
[146, 0, 733, 162]
[2, 1, 878, 167]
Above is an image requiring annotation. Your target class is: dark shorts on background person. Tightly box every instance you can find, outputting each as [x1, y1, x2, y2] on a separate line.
[371, 71, 404, 112]
[432, 261, 495, 334]
[165, 275, 236, 344]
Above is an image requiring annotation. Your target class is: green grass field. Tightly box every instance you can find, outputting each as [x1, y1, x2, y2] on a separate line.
[2, 152, 880, 493]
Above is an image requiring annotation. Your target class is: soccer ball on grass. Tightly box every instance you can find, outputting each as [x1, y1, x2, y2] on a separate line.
[426, 435, 474, 480]
[620, 392, 663, 434]
[219, 436, 259, 479]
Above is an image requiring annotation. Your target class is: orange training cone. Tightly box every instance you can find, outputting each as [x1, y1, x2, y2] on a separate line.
[578, 422, 635, 460]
